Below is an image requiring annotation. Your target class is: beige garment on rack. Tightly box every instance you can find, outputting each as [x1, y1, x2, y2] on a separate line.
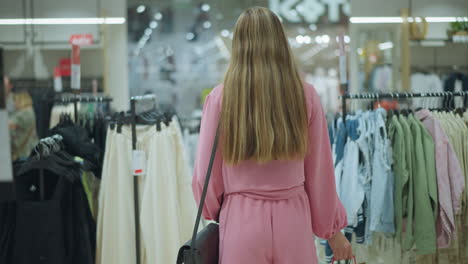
[49, 104, 77, 128]
[96, 119, 197, 264]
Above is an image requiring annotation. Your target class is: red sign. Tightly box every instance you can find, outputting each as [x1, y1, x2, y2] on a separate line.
[71, 45, 80, 65]
[69, 34, 93, 46]
[54, 66, 61, 78]
[71, 45, 81, 90]
[59, 58, 71, 76]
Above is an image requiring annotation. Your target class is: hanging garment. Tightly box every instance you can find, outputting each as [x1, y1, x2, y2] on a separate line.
[408, 115, 438, 254]
[388, 114, 411, 249]
[369, 109, 395, 234]
[97, 120, 197, 264]
[416, 109, 465, 248]
[0, 201, 16, 264]
[51, 122, 103, 178]
[13, 157, 96, 264]
[340, 116, 365, 227]
[397, 116, 416, 250]
[81, 170, 101, 220]
[192, 84, 347, 264]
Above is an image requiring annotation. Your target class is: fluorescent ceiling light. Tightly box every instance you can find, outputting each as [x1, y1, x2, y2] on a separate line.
[0, 17, 126, 25]
[350, 17, 403, 23]
[149, 21, 158, 29]
[154, 13, 163, 20]
[351, 16, 468, 24]
[136, 5, 146, 13]
[378, 42, 394, 50]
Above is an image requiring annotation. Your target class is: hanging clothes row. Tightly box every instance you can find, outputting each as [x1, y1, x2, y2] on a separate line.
[96, 105, 197, 264]
[49, 95, 112, 128]
[0, 135, 98, 264]
[328, 92, 468, 264]
[49, 111, 108, 179]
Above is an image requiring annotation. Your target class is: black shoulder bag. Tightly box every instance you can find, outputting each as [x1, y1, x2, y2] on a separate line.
[177, 129, 220, 264]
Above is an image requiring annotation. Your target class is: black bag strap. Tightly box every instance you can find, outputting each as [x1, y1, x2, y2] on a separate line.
[190, 127, 220, 249]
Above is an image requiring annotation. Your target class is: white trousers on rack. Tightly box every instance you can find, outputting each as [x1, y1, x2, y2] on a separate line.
[97, 119, 197, 264]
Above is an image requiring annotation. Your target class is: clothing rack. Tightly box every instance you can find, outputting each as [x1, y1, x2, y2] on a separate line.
[341, 91, 468, 121]
[52, 95, 113, 122]
[129, 94, 156, 264]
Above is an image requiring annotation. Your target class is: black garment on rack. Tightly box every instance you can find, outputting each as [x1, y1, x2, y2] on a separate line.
[13, 156, 96, 264]
[93, 116, 108, 151]
[50, 123, 103, 178]
[30, 89, 55, 138]
[444, 72, 468, 108]
[0, 200, 16, 264]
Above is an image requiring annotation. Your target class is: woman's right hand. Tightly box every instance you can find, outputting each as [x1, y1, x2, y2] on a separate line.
[328, 232, 353, 261]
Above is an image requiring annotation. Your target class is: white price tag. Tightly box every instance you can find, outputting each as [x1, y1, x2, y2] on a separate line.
[132, 150, 146, 176]
[54, 76, 63, 92]
[71, 64, 81, 90]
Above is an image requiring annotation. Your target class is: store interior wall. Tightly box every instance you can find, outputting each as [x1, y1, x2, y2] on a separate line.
[128, 0, 349, 116]
[0, 0, 129, 180]
[349, 0, 468, 93]
[0, 0, 129, 109]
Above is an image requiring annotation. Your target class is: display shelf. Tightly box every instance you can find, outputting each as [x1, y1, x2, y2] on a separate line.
[411, 38, 468, 47]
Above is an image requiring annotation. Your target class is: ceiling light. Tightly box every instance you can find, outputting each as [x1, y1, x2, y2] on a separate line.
[303, 35, 312, 44]
[350, 17, 404, 23]
[378, 42, 394, 50]
[186, 32, 195, 41]
[425, 17, 458, 22]
[201, 4, 211, 12]
[221, 29, 230, 37]
[315, 36, 323, 44]
[203, 21, 212, 29]
[344, 35, 350, 43]
[144, 28, 152, 36]
[0, 17, 125, 25]
[296, 35, 304, 44]
[136, 5, 146, 14]
[350, 16, 468, 23]
[357, 48, 364, 55]
[322, 35, 330, 44]
[149, 21, 158, 29]
[154, 13, 163, 20]
[309, 24, 317, 31]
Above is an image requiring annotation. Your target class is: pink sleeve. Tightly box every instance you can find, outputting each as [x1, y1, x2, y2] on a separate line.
[192, 92, 224, 221]
[304, 88, 347, 239]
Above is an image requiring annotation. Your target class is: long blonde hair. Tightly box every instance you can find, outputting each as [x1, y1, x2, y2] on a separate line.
[221, 7, 308, 165]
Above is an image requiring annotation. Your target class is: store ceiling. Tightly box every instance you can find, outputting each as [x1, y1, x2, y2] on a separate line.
[127, 0, 349, 71]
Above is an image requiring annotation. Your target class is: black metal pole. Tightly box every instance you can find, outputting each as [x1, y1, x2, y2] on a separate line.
[342, 91, 347, 122]
[130, 98, 141, 264]
[341, 83, 348, 123]
[0, 47, 4, 110]
[73, 99, 78, 123]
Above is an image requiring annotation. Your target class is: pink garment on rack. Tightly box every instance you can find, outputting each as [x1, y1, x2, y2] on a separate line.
[192, 83, 347, 264]
[416, 109, 465, 248]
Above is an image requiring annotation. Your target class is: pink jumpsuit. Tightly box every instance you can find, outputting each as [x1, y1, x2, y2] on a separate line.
[192, 83, 347, 264]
